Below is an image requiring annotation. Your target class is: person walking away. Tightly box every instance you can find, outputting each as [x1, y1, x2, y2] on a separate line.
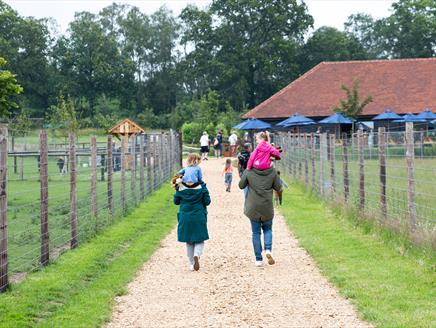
[199, 132, 210, 161]
[174, 181, 211, 271]
[213, 130, 223, 158]
[247, 131, 281, 171]
[222, 158, 234, 192]
[239, 165, 282, 267]
[178, 153, 203, 188]
[237, 143, 252, 196]
[229, 131, 238, 157]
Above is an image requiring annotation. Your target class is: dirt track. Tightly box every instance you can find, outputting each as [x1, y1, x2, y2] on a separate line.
[107, 159, 372, 328]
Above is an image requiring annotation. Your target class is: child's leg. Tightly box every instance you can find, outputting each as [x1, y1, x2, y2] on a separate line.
[193, 242, 204, 257]
[186, 243, 195, 264]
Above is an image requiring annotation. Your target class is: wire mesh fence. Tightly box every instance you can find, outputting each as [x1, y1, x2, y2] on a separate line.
[274, 123, 436, 249]
[0, 126, 182, 291]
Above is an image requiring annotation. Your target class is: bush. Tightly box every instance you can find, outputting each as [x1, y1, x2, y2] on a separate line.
[181, 122, 203, 144]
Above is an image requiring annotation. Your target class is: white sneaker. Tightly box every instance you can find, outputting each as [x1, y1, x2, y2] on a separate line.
[255, 260, 263, 267]
[265, 250, 275, 265]
[189, 264, 194, 271]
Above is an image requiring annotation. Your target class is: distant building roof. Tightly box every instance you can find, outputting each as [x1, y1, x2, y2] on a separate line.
[244, 58, 436, 119]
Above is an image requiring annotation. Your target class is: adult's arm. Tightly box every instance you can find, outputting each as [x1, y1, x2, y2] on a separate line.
[202, 186, 211, 206]
[238, 170, 248, 189]
[174, 192, 181, 205]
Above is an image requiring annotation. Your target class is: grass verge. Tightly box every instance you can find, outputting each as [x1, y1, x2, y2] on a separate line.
[0, 185, 177, 328]
[280, 182, 436, 328]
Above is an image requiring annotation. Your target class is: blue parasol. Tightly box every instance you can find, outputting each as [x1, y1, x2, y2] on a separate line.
[233, 118, 272, 130]
[319, 112, 353, 124]
[394, 113, 427, 123]
[416, 108, 436, 121]
[277, 113, 315, 127]
[372, 109, 402, 121]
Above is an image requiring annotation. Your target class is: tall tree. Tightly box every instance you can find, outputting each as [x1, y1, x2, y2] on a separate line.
[299, 26, 368, 72]
[0, 57, 23, 118]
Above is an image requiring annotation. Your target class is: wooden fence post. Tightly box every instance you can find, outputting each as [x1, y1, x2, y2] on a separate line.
[39, 130, 49, 266]
[298, 134, 302, 178]
[319, 133, 326, 196]
[329, 134, 336, 196]
[378, 127, 387, 220]
[139, 134, 145, 200]
[107, 135, 113, 216]
[131, 135, 136, 205]
[358, 129, 365, 212]
[342, 133, 350, 202]
[0, 125, 8, 292]
[90, 136, 98, 221]
[405, 122, 417, 231]
[121, 134, 127, 212]
[304, 134, 309, 187]
[310, 133, 315, 189]
[20, 156, 24, 180]
[178, 130, 183, 167]
[69, 133, 78, 249]
[146, 135, 152, 195]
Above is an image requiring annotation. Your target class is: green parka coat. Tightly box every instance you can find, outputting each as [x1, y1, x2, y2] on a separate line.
[174, 184, 211, 243]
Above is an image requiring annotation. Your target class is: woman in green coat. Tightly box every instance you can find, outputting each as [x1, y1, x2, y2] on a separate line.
[174, 183, 211, 271]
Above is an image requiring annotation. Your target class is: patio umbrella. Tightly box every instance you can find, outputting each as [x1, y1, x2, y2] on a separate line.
[234, 118, 272, 130]
[416, 108, 436, 121]
[372, 109, 402, 121]
[394, 113, 427, 123]
[277, 113, 315, 127]
[319, 113, 353, 137]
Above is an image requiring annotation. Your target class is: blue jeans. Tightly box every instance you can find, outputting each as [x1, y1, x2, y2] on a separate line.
[250, 219, 273, 261]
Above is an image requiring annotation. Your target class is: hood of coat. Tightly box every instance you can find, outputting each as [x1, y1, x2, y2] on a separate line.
[251, 166, 275, 176]
[177, 184, 207, 201]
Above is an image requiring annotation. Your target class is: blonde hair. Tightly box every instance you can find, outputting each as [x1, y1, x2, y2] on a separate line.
[256, 131, 270, 142]
[186, 153, 201, 166]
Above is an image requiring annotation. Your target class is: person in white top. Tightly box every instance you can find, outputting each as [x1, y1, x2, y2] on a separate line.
[199, 131, 210, 160]
[228, 132, 238, 157]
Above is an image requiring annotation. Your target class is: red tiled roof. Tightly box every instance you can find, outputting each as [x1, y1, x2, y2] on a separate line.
[244, 58, 436, 119]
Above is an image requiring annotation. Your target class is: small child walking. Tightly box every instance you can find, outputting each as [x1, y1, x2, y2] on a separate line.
[223, 158, 234, 192]
[174, 181, 211, 271]
[178, 153, 203, 188]
[247, 131, 281, 171]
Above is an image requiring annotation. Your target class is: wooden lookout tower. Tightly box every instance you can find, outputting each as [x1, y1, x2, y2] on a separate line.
[108, 119, 145, 170]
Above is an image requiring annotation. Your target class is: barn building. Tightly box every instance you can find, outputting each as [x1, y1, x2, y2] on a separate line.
[243, 58, 436, 132]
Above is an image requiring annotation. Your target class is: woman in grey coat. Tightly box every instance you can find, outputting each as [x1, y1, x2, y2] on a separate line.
[239, 166, 282, 267]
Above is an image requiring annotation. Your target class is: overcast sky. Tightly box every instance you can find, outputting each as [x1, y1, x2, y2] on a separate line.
[5, 0, 395, 34]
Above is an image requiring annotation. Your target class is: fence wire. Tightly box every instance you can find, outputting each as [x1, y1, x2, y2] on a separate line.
[275, 125, 436, 249]
[1, 128, 182, 291]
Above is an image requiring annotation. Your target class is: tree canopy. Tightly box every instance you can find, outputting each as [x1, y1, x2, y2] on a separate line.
[0, 0, 433, 129]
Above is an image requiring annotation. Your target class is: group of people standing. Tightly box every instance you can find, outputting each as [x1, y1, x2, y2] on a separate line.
[199, 130, 240, 161]
[173, 130, 283, 271]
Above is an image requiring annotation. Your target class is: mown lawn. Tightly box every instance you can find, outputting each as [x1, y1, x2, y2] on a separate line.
[7, 155, 140, 274]
[0, 185, 177, 328]
[279, 181, 436, 328]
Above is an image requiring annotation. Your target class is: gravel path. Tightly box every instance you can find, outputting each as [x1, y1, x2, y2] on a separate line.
[107, 159, 372, 328]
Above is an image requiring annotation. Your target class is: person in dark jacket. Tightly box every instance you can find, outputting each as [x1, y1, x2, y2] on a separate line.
[174, 183, 211, 271]
[239, 167, 282, 267]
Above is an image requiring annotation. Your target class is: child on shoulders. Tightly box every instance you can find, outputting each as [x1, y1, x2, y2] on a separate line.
[247, 131, 281, 171]
[178, 153, 203, 188]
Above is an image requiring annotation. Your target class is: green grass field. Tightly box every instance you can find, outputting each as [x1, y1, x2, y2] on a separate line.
[280, 182, 436, 327]
[7, 154, 146, 274]
[0, 186, 177, 328]
[280, 147, 436, 245]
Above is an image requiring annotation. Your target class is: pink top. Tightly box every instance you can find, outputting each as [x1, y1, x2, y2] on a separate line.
[223, 165, 234, 174]
[247, 140, 281, 170]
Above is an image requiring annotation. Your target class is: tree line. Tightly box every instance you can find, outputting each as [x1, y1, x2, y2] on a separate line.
[0, 0, 434, 134]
